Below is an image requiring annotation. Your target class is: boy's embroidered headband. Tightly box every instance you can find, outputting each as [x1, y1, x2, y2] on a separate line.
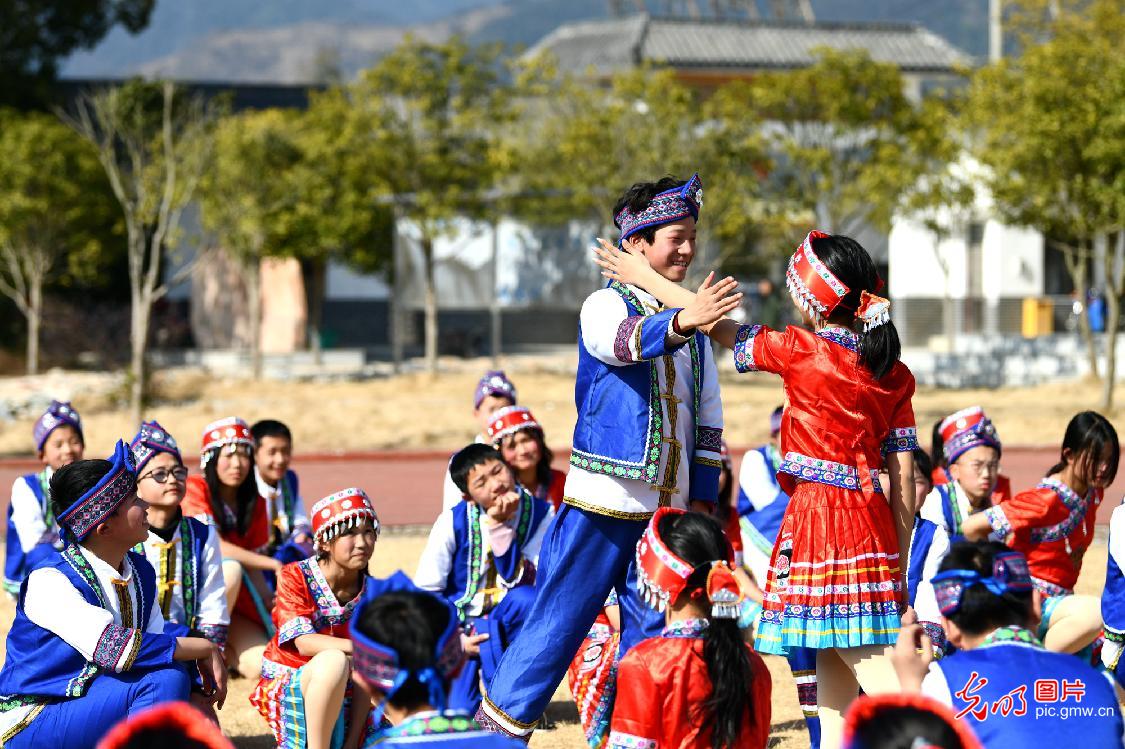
[940, 406, 1002, 464]
[636, 507, 744, 619]
[931, 551, 1032, 617]
[786, 231, 890, 330]
[615, 173, 703, 246]
[199, 416, 254, 469]
[310, 488, 379, 544]
[350, 571, 466, 722]
[58, 440, 137, 545]
[486, 406, 542, 445]
[130, 420, 182, 474]
[34, 400, 82, 452]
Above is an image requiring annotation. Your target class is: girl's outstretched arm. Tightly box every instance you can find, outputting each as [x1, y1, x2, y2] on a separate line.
[593, 239, 743, 347]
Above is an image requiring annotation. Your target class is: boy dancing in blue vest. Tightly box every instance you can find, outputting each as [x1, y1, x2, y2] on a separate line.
[477, 174, 739, 740]
[893, 540, 1122, 748]
[0, 441, 226, 748]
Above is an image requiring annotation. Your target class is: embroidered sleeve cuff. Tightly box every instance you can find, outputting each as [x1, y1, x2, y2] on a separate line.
[695, 426, 723, 455]
[1104, 626, 1125, 644]
[608, 730, 658, 749]
[983, 507, 1013, 541]
[733, 324, 762, 373]
[93, 623, 143, 672]
[197, 623, 229, 650]
[882, 427, 919, 454]
[919, 621, 947, 659]
[613, 316, 644, 363]
[664, 315, 691, 347]
[278, 616, 315, 645]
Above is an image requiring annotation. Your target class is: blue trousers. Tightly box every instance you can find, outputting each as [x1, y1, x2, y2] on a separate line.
[480, 505, 662, 734]
[7, 664, 190, 749]
[450, 584, 538, 715]
[786, 646, 821, 749]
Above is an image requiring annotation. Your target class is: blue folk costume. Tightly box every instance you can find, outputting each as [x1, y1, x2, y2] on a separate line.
[477, 175, 725, 741]
[0, 441, 190, 748]
[4, 400, 83, 595]
[927, 551, 1122, 748]
[1102, 503, 1125, 687]
[351, 573, 525, 748]
[415, 488, 552, 714]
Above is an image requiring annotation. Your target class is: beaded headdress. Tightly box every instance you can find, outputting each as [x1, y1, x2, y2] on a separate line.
[474, 370, 517, 410]
[130, 420, 182, 474]
[486, 406, 542, 445]
[310, 487, 379, 544]
[33, 400, 83, 451]
[199, 417, 254, 469]
[786, 231, 891, 330]
[940, 406, 1002, 465]
[635, 507, 744, 619]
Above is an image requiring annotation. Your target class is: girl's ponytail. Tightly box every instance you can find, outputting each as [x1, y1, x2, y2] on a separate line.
[700, 617, 755, 749]
[658, 512, 756, 749]
[810, 234, 902, 379]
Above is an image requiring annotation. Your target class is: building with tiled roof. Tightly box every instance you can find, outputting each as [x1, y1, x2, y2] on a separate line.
[526, 13, 970, 96]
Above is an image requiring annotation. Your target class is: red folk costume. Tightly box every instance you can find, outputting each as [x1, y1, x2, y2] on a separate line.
[181, 417, 272, 626]
[251, 488, 379, 746]
[735, 232, 918, 655]
[485, 406, 567, 511]
[984, 479, 1102, 596]
[609, 508, 771, 749]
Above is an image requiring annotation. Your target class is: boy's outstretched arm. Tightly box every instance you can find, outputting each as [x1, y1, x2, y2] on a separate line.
[593, 239, 743, 347]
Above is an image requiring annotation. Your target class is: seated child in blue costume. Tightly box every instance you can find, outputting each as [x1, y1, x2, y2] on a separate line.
[131, 420, 231, 721]
[0, 441, 225, 749]
[893, 540, 1123, 749]
[1102, 499, 1125, 690]
[349, 575, 525, 747]
[251, 419, 313, 569]
[5, 400, 85, 596]
[415, 443, 552, 715]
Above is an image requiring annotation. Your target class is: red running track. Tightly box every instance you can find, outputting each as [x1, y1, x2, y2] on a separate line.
[1, 446, 1121, 529]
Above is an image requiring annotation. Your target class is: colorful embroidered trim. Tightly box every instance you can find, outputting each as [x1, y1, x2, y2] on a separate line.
[779, 452, 884, 493]
[1029, 479, 1090, 543]
[614, 173, 702, 245]
[298, 557, 366, 628]
[733, 324, 762, 373]
[278, 615, 315, 645]
[785, 231, 848, 324]
[662, 618, 709, 639]
[607, 730, 659, 749]
[129, 420, 181, 474]
[613, 316, 643, 363]
[1031, 577, 1072, 598]
[882, 427, 919, 454]
[982, 506, 1013, 540]
[980, 625, 1042, 649]
[93, 623, 138, 671]
[197, 623, 229, 649]
[817, 327, 859, 352]
[696, 426, 723, 453]
[57, 440, 136, 543]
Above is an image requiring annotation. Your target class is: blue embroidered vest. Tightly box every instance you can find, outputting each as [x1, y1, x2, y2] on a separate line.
[4, 472, 53, 592]
[442, 489, 550, 622]
[570, 282, 709, 490]
[737, 446, 789, 547]
[907, 517, 938, 607]
[939, 634, 1122, 748]
[0, 549, 177, 702]
[141, 516, 211, 631]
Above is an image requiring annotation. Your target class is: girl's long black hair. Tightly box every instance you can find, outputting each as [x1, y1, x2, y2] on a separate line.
[1046, 410, 1120, 485]
[658, 511, 754, 749]
[204, 446, 259, 536]
[811, 233, 902, 379]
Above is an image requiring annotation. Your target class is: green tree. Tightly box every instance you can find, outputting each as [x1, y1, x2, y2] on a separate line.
[347, 36, 512, 373]
[748, 48, 932, 235]
[964, 0, 1125, 407]
[62, 80, 218, 424]
[0, 109, 118, 373]
[0, 0, 154, 108]
[199, 109, 303, 379]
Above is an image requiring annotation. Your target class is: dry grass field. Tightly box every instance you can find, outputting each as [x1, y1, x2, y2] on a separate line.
[0, 533, 1109, 749]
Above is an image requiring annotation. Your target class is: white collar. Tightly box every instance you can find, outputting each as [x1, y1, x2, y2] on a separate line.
[78, 545, 134, 584]
[255, 466, 280, 500]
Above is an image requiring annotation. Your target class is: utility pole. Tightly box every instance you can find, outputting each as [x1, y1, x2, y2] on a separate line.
[989, 0, 1002, 62]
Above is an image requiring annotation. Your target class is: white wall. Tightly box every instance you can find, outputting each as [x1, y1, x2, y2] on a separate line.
[888, 217, 969, 299]
[980, 223, 1042, 299]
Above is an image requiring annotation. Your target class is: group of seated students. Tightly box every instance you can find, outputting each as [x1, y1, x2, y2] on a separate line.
[3, 378, 1125, 749]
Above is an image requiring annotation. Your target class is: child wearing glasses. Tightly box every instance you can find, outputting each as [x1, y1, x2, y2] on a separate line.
[131, 421, 230, 721]
[919, 407, 1003, 538]
[892, 540, 1122, 748]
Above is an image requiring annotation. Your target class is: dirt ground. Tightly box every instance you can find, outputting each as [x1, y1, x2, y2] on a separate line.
[0, 533, 1110, 749]
[0, 359, 1112, 458]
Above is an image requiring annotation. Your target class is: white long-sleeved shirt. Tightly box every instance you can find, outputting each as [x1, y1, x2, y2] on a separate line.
[138, 519, 230, 638]
[8, 468, 59, 553]
[255, 467, 310, 540]
[564, 284, 724, 517]
[0, 547, 168, 737]
[414, 500, 552, 618]
[920, 480, 975, 536]
[911, 520, 951, 628]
